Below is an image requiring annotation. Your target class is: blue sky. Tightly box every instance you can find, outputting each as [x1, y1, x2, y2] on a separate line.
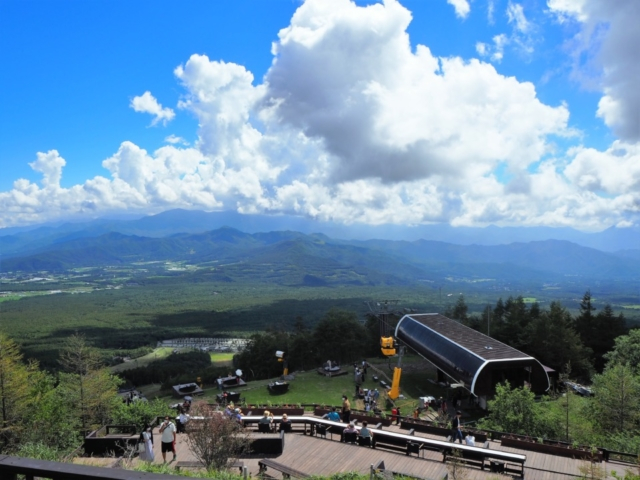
[1, 0, 638, 231]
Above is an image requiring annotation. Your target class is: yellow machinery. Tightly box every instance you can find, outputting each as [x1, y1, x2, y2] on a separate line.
[371, 300, 404, 400]
[381, 337, 396, 356]
[380, 337, 404, 400]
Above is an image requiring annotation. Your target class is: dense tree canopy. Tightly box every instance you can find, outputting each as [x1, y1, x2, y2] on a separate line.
[0, 333, 34, 448]
[59, 334, 121, 431]
[528, 301, 594, 378]
[451, 291, 628, 380]
[575, 291, 627, 372]
[589, 363, 640, 435]
[604, 329, 640, 372]
[234, 308, 370, 379]
[478, 381, 562, 439]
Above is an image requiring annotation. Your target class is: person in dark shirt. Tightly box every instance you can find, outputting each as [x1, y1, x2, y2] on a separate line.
[451, 410, 464, 443]
[279, 413, 292, 433]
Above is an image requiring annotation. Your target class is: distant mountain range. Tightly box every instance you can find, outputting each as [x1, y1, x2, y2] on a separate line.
[2, 209, 639, 253]
[1, 210, 639, 284]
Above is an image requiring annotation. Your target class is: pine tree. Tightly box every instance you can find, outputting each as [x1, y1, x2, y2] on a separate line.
[591, 305, 627, 371]
[590, 364, 640, 435]
[0, 333, 32, 448]
[59, 334, 120, 432]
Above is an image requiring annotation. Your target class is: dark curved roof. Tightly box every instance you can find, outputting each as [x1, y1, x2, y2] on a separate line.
[395, 313, 549, 395]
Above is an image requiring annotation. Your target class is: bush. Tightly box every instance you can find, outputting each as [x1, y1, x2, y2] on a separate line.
[14, 442, 65, 461]
[111, 399, 174, 430]
[186, 401, 251, 471]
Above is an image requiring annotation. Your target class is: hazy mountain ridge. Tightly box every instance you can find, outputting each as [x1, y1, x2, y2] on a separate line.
[2, 223, 638, 284]
[1, 209, 639, 253]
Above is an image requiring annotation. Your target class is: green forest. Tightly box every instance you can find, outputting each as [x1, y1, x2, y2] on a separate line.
[1, 301, 640, 465]
[2, 247, 640, 475]
[1, 294, 640, 480]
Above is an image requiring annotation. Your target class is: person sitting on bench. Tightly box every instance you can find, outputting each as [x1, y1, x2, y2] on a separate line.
[259, 410, 274, 432]
[343, 422, 358, 443]
[358, 421, 373, 446]
[279, 413, 292, 433]
[322, 407, 340, 422]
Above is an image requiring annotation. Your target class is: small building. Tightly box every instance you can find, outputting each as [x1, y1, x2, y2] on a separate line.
[395, 313, 549, 408]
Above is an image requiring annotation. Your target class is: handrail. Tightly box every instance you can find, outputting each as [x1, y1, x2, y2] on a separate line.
[242, 416, 526, 464]
[0, 455, 179, 479]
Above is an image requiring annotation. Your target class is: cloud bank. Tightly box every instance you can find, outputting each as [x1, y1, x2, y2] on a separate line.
[1, 0, 639, 230]
[549, 0, 640, 141]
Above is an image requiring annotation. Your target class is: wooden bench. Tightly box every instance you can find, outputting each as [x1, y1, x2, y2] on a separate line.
[442, 442, 525, 476]
[175, 460, 203, 471]
[372, 434, 423, 456]
[176, 460, 244, 473]
[443, 445, 488, 470]
[258, 459, 310, 479]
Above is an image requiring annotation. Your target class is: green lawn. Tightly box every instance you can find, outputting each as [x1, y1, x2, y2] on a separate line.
[144, 357, 457, 415]
[111, 347, 174, 372]
[209, 352, 234, 364]
[112, 349, 234, 373]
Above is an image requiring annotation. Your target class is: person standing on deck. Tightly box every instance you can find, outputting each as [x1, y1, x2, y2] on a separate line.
[342, 395, 351, 423]
[451, 410, 464, 443]
[159, 416, 177, 463]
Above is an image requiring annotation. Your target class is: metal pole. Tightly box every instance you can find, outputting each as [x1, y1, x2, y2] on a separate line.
[243, 465, 248, 480]
[370, 463, 374, 480]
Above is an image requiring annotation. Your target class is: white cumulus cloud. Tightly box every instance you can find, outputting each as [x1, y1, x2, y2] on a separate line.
[1, 0, 639, 230]
[164, 134, 189, 145]
[265, 0, 567, 186]
[29, 150, 66, 189]
[548, 0, 640, 141]
[447, 0, 470, 19]
[130, 91, 176, 126]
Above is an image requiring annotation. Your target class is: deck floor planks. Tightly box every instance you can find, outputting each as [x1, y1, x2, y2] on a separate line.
[275, 435, 451, 479]
[134, 422, 625, 479]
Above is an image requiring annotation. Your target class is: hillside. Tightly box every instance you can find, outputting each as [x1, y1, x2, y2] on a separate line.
[2, 209, 640, 254]
[2, 226, 639, 286]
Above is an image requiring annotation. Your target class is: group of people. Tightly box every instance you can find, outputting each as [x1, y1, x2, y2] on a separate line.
[258, 410, 293, 432]
[342, 420, 374, 446]
[353, 360, 368, 395]
[362, 387, 380, 413]
[138, 415, 179, 464]
[320, 402, 374, 447]
[223, 404, 245, 424]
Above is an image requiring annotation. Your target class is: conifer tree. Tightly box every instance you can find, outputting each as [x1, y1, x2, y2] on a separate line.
[59, 334, 120, 432]
[0, 333, 32, 448]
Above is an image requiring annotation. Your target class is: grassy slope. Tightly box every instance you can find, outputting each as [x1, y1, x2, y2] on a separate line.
[111, 349, 233, 373]
[140, 356, 473, 419]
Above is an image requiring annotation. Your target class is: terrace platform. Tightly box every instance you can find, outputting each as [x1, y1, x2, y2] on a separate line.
[121, 413, 628, 480]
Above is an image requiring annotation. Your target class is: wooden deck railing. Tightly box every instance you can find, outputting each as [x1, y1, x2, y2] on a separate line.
[0, 455, 177, 479]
